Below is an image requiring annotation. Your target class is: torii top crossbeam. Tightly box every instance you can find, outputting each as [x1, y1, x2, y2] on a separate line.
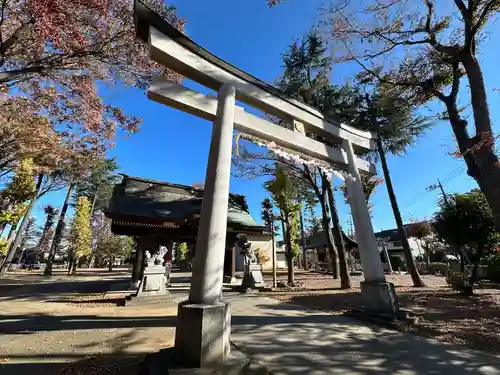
[133, 0, 378, 174]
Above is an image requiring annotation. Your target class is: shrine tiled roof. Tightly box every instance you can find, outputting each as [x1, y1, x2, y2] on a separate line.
[106, 175, 265, 229]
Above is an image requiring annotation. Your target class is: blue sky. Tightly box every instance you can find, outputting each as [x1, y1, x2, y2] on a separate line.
[34, 0, 500, 234]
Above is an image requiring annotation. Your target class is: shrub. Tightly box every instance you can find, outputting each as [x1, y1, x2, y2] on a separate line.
[389, 256, 407, 271]
[486, 254, 500, 282]
[175, 242, 189, 266]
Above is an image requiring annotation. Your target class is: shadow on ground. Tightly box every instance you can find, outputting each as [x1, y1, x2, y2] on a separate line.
[0, 277, 129, 302]
[0, 313, 178, 334]
[265, 286, 500, 359]
[1, 351, 147, 375]
[230, 298, 500, 375]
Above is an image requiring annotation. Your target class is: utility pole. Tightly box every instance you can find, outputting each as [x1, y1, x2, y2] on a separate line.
[427, 179, 449, 205]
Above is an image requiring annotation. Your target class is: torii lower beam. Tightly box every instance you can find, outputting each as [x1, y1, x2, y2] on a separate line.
[148, 79, 376, 174]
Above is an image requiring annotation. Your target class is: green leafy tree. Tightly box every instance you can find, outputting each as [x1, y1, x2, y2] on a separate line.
[16, 217, 38, 262]
[73, 158, 120, 213]
[265, 164, 301, 285]
[279, 31, 355, 283]
[233, 31, 353, 286]
[68, 196, 92, 275]
[261, 198, 274, 227]
[433, 189, 499, 292]
[45, 156, 118, 275]
[339, 174, 384, 217]
[289, 204, 302, 260]
[261, 197, 280, 286]
[37, 205, 59, 259]
[356, 92, 432, 287]
[407, 221, 434, 268]
[174, 242, 189, 266]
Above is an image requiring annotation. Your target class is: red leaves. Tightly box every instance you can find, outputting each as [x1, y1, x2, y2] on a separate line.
[1, 0, 185, 179]
[28, 0, 112, 51]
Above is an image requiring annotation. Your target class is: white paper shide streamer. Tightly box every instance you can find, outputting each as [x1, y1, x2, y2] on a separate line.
[239, 133, 355, 182]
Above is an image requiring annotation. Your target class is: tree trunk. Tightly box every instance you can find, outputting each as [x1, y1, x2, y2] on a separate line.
[108, 256, 113, 272]
[271, 224, 277, 288]
[284, 211, 295, 285]
[377, 140, 425, 287]
[131, 244, 144, 286]
[299, 209, 307, 270]
[68, 257, 77, 275]
[456, 56, 500, 231]
[302, 164, 339, 278]
[0, 174, 43, 274]
[319, 178, 339, 279]
[323, 173, 351, 289]
[45, 183, 73, 276]
[67, 257, 74, 275]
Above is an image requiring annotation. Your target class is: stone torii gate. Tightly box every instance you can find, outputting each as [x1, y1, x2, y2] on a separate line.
[134, 0, 398, 368]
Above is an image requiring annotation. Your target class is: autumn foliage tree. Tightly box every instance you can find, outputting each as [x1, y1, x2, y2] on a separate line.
[433, 189, 499, 292]
[68, 196, 92, 275]
[0, 158, 36, 230]
[0, 0, 185, 181]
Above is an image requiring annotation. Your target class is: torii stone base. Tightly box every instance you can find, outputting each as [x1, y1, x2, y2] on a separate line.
[175, 301, 231, 368]
[360, 281, 399, 314]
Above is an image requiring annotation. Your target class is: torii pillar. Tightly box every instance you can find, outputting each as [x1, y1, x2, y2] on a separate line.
[343, 139, 398, 314]
[174, 84, 235, 367]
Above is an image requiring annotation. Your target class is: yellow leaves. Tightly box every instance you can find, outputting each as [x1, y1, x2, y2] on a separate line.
[3, 158, 37, 202]
[255, 248, 270, 265]
[70, 196, 92, 259]
[0, 238, 8, 255]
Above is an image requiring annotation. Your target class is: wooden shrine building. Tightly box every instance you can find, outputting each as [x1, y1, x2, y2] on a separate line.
[105, 174, 270, 284]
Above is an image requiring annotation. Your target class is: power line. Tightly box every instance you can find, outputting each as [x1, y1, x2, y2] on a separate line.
[400, 164, 466, 210]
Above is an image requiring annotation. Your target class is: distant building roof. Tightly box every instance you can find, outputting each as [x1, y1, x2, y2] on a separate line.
[374, 222, 427, 242]
[305, 230, 358, 250]
[106, 175, 265, 229]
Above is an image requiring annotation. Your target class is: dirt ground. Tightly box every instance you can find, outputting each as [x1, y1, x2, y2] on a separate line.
[265, 271, 500, 356]
[0, 268, 177, 375]
[3, 268, 500, 374]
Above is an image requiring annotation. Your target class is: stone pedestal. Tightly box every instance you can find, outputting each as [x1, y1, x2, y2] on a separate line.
[360, 281, 399, 314]
[137, 265, 168, 297]
[223, 275, 236, 284]
[175, 301, 231, 367]
[241, 264, 264, 290]
[130, 280, 140, 289]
